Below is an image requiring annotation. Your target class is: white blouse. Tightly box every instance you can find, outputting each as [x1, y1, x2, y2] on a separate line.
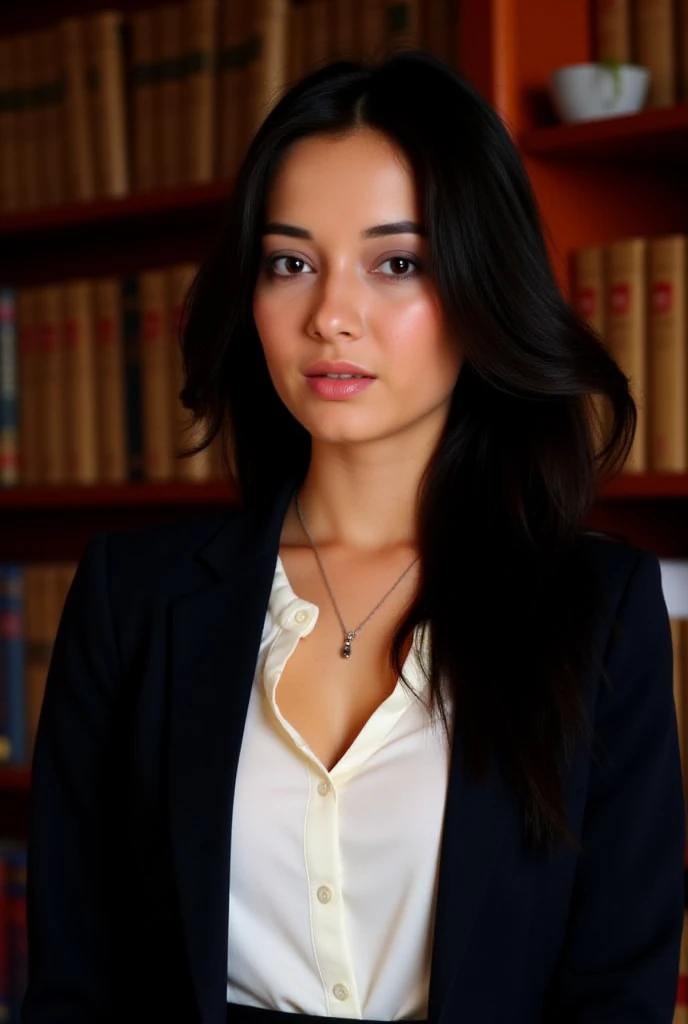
[226, 556, 453, 1020]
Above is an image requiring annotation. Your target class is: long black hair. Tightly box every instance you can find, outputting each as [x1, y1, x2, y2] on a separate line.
[180, 50, 635, 849]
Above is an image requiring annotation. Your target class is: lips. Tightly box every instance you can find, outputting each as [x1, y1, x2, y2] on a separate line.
[304, 360, 375, 379]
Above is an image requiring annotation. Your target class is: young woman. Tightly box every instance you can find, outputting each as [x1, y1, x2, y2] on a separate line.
[22, 50, 684, 1024]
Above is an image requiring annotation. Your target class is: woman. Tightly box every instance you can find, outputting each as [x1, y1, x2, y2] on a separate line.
[22, 50, 684, 1024]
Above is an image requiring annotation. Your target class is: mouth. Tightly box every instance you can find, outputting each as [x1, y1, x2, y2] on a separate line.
[304, 361, 375, 379]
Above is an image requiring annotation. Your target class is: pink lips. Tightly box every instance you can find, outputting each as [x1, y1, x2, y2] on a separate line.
[304, 361, 376, 401]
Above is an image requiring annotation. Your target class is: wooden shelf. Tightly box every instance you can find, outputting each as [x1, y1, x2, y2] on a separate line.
[600, 474, 688, 499]
[0, 179, 233, 243]
[0, 768, 31, 793]
[520, 104, 688, 165]
[0, 481, 238, 510]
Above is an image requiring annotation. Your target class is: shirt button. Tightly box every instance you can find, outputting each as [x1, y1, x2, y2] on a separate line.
[294, 609, 309, 624]
[317, 885, 333, 904]
[333, 984, 349, 1002]
[317, 780, 330, 797]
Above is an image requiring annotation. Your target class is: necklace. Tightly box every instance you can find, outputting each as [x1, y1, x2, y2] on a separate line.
[294, 491, 419, 660]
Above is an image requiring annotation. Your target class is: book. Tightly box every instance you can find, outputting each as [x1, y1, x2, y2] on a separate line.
[634, 0, 678, 108]
[593, 0, 632, 63]
[647, 236, 687, 472]
[0, 288, 17, 488]
[604, 239, 648, 474]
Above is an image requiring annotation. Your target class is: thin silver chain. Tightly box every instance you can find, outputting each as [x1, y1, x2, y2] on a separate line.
[294, 490, 419, 659]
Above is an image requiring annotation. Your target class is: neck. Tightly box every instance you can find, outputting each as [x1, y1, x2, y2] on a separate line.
[293, 437, 431, 552]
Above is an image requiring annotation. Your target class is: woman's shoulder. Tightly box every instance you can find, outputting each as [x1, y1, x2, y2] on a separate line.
[576, 529, 664, 626]
[92, 503, 254, 604]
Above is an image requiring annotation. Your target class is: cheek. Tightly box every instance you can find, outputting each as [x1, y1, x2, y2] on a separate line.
[386, 299, 460, 379]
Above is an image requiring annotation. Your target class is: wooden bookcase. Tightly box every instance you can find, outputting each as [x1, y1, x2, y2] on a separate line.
[1, 0, 688, 837]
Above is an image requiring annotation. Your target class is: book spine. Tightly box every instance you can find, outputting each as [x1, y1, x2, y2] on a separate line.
[157, 3, 186, 188]
[130, 8, 158, 191]
[287, 0, 308, 84]
[139, 270, 174, 481]
[16, 289, 39, 486]
[358, 0, 387, 59]
[62, 280, 99, 484]
[306, 0, 333, 68]
[168, 264, 212, 481]
[7, 846, 27, 1022]
[247, 0, 289, 138]
[648, 235, 687, 471]
[93, 278, 127, 484]
[634, 0, 678, 108]
[184, 0, 218, 183]
[593, 0, 632, 62]
[0, 566, 24, 765]
[36, 28, 66, 208]
[0, 288, 18, 488]
[385, 0, 421, 49]
[88, 11, 130, 198]
[604, 238, 648, 473]
[59, 17, 96, 202]
[0, 36, 20, 213]
[571, 245, 606, 337]
[680, 0, 688, 102]
[331, 0, 356, 59]
[217, 0, 247, 179]
[35, 285, 66, 485]
[121, 276, 144, 482]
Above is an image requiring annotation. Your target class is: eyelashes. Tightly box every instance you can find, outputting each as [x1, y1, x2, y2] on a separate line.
[262, 253, 423, 280]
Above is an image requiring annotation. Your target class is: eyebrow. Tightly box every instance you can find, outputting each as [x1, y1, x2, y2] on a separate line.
[261, 220, 426, 239]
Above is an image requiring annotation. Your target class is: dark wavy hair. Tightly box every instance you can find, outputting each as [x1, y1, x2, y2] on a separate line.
[179, 50, 635, 849]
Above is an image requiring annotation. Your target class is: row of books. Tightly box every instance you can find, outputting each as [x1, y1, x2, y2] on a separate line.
[571, 234, 688, 474]
[593, 0, 688, 108]
[0, 843, 27, 1024]
[0, 266, 229, 489]
[0, 0, 458, 213]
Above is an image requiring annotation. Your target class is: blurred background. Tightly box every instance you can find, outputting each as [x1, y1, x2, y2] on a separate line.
[0, 1, 687, 1019]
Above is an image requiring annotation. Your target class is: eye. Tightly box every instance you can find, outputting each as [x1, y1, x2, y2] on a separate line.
[265, 255, 314, 277]
[376, 256, 422, 278]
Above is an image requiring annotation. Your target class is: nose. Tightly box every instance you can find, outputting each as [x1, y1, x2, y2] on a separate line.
[306, 269, 364, 343]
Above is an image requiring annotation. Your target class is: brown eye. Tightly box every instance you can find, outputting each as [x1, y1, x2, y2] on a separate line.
[377, 256, 421, 278]
[267, 255, 314, 276]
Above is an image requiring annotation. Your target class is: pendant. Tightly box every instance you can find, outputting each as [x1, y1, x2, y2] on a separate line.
[342, 632, 356, 659]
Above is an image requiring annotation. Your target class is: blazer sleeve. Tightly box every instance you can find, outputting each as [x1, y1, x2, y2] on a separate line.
[21, 533, 122, 1023]
[548, 549, 686, 1022]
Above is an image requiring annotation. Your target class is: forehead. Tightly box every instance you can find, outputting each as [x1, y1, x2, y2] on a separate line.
[264, 129, 420, 224]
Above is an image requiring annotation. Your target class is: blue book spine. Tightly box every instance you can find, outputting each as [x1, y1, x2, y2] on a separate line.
[0, 566, 25, 766]
[0, 289, 18, 488]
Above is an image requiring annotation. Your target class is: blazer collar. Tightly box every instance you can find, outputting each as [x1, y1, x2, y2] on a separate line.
[167, 478, 515, 1024]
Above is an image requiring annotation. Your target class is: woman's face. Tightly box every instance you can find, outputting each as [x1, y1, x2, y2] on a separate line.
[253, 128, 463, 452]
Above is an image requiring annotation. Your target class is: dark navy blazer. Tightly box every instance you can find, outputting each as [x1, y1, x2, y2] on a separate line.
[21, 482, 686, 1023]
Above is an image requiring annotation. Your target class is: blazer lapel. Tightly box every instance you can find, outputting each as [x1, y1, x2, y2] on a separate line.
[428, 736, 517, 1021]
[167, 483, 295, 1024]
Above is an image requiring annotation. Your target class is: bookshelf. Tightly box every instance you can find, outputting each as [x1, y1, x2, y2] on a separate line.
[0, 2, 686, 788]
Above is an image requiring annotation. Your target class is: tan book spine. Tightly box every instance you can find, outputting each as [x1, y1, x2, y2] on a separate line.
[183, 0, 218, 183]
[420, 0, 454, 64]
[331, 0, 356, 59]
[139, 270, 174, 481]
[16, 33, 43, 210]
[59, 17, 96, 202]
[571, 245, 606, 336]
[35, 286, 66, 485]
[634, 0, 678, 108]
[36, 28, 66, 207]
[247, 0, 289, 137]
[604, 238, 648, 474]
[386, 0, 420, 49]
[0, 37, 19, 212]
[594, 0, 632, 62]
[648, 235, 687, 471]
[62, 281, 99, 485]
[157, 3, 186, 188]
[287, 0, 309, 84]
[680, 0, 688, 101]
[16, 289, 40, 486]
[88, 11, 130, 198]
[571, 245, 607, 454]
[306, 0, 333, 70]
[358, 0, 387, 60]
[93, 277, 127, 483]
[217, 0, 246, 178]
[167, 263, 212, 480]
[131, 8, 158, 191]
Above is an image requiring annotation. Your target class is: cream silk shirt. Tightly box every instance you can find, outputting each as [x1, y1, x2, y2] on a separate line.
[226, 556, 453, 1020]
